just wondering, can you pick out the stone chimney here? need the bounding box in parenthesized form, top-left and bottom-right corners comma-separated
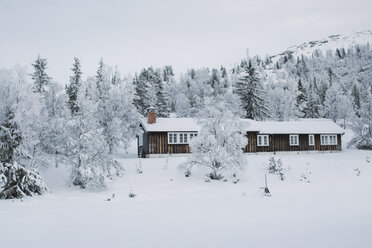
(147, 107, 156, 124)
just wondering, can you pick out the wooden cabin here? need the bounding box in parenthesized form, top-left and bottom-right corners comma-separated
(138, 109, 344, 157)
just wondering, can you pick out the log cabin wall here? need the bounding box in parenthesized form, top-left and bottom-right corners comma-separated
(147, 132, 191, 155)
(245, 132, 341, 153)
(144, 132, 342, 156)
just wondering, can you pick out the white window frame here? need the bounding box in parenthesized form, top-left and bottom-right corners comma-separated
(168, 133, 178, 144)
(138, 134, 143, 146)
(320, 134, 337, 145)
(257, 135, 269, 147)
(289, 134, 299, 146)
(168, 132, 197, 144)
(308, 134, 315, 146)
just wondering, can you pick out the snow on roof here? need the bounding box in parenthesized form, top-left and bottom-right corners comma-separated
(141, 118, 200, 132)
(141, 118, 344, 134)
(252, 119, 345, 134)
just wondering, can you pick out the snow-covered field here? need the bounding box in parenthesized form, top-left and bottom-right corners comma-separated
(1, 149, 372, 248)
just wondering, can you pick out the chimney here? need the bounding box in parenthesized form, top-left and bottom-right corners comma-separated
(147, 107, 156, 124)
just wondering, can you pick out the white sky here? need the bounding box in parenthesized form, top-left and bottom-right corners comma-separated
(1, 0, 371, 84)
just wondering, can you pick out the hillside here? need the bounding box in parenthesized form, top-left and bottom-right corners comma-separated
(270, 30, 372, 63)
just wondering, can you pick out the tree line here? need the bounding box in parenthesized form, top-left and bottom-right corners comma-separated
(1, 42, 372, 198)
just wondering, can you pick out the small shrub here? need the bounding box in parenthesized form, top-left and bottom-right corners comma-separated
(208, 173, 223, 180)
(128, 190, 136, 198)
(232, 173, 240, 184)
(268, 157, 285, 180)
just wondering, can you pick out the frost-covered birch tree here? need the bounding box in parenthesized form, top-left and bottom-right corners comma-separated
(186, 94, 246, 180)
(66, 81, 123, 189)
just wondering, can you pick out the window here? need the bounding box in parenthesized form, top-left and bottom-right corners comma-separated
(308, 134, 314, 146)
(289, 135, 299, 146)
(168, 132, 197, 144)
(320, 135, 337, 145)
(168, 133, 178, 144)
(139, 134, 143, 146)
(257, 135, 269, 146)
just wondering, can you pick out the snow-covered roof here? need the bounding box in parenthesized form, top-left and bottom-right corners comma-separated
(249, 119, 345, 134)
(141, 118, 344, 134)
(141, 118, 200, 132)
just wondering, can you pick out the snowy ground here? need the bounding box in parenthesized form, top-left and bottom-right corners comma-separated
(1, 147, 372, 248)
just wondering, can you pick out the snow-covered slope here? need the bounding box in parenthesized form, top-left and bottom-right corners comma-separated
(271, 30, 372, 61)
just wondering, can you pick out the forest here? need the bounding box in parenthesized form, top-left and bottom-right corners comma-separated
(1, 41, 372, 198)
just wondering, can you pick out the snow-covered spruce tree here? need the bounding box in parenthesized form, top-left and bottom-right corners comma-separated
(155, 78, 169, 117)
(95, 58, 111, 100)
(296, 79, 307, 117)
(186, 94, 246, 180)
(134, 67, 169, 117)
(162, 66, 179, 113)
(66, 57, 82, 116)
(302, 81, 320, 118)
(31, 55, 51, 93)
(133, 73, 147, 116)
(0, 69, 48, 199)
(0, 107, 48, 199)
(234, 62, 270, 120)
(66, 81, 123, 189)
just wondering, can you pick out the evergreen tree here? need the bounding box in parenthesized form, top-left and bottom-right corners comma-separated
(162, 65, 174, 81)
(133, 73, 147, 115)
(327, 67, 335, 86)
(31, 55, 51, 93)
(296, 79, 307, 116)
(234, 62, 270, 120)
(0, 107, 48, 199)
(95, 58, 110, 100)
(0, 67, 49, 199)
(155, 77, 169, 117)
(66, 57, 82, 116)
(0, 107, 22, 165)
(351, 82, 361, 115)
(134, 67, 169, 117)
(302, 81, 320, 118)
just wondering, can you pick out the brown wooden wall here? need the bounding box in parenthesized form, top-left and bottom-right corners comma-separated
(146, 132, 342, 155)
(148, 132, 190, 154)
(244, 132, 342, 153)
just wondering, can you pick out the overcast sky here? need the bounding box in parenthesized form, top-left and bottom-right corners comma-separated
(1, 0, 371, 84)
